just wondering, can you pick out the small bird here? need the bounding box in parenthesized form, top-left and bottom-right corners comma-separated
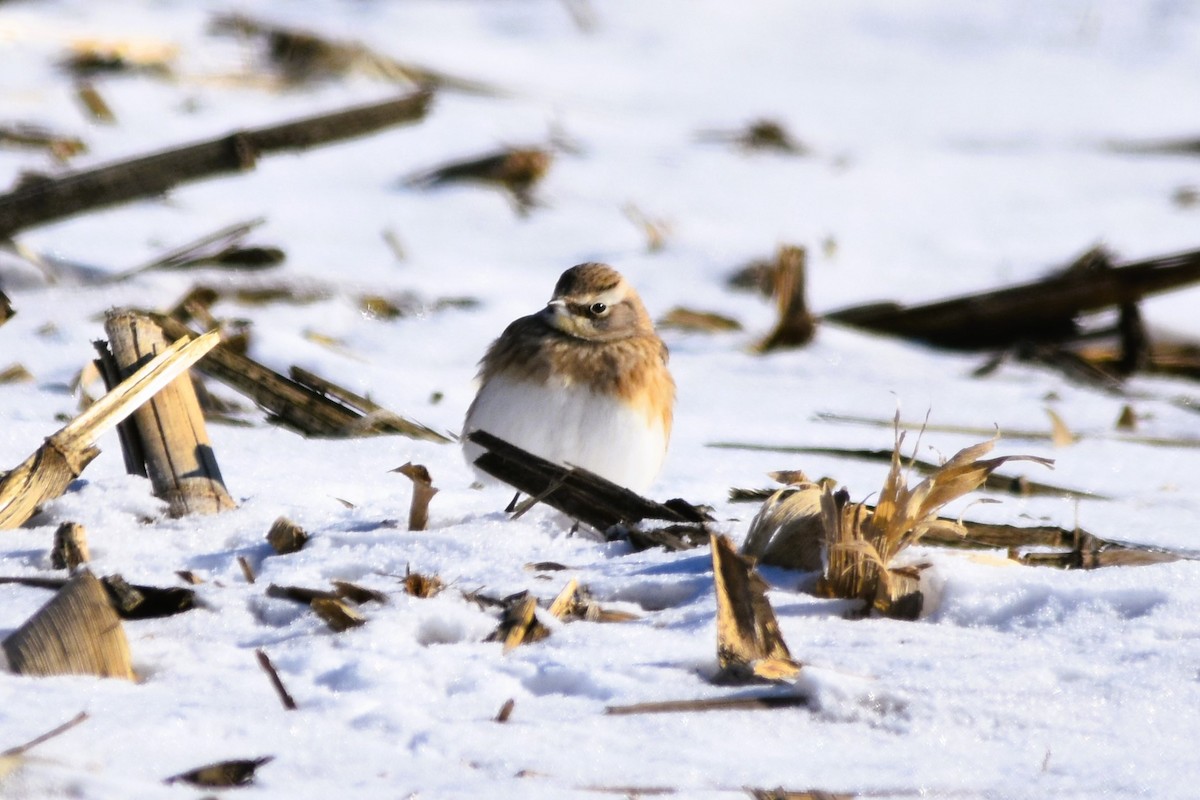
(463, 263, 675, 494)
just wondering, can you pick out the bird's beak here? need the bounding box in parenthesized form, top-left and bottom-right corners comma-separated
(542, 299, 570, 332)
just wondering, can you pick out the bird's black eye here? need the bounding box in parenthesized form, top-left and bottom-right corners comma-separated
(589, 302, 608, 316)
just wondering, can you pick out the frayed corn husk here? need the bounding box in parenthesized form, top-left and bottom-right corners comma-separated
(749, 414, 1052, 619)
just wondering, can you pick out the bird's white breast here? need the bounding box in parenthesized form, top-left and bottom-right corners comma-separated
(463, 373, 668, 493)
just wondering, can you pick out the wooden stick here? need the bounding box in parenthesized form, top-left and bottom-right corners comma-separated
(606, 693, 810, 715)
(0, 330, 220, 529)
(0, 90, 432, 239)
(104, 311, 235, 517)
(254, 649, 297, 710)
(0, 711, 89, 758)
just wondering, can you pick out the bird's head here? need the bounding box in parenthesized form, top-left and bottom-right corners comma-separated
(540, 263, 654, 342)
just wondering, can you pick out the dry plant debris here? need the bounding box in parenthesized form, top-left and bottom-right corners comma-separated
(151, 314, 449, 441)
(755, 245, 816, 352)
(0, 330, 220, 529)
(311, 597, 367, 632)
(825, 244, 1200, 351)
(0, 90, 432, 240)
(404, 146, 553, 215)
(392, 462, 438, 531)
(0, 291, 12, 327)
(486, 593, 550, 652)
(61, 37, 177, 77)
(658, 307, 742, 333)
(714, 442, 1097, 500)
(165, 756, 274, 788)
(50, 523, 90, 571)
(712, 534, 800, 682)
(547, 578, 639, 623)
(74, 81, 115, 124)
(467, 429, 709, 532)
(697, 117, 809, 154)
(331, 580, 388, 605)
(101, 311, 237, 517)
(0, 364, 33, 384)
(0, 124, 87, 162)
(2, 571, 134, 680)
(622, 203, 672, 252)
(111, 217, 282, 282)
(402, 567, 445, 599)
(605, 692, 810, 716)
(266, 516, 309, 555)
(210, 12, 498, 94)
(747, 790, 855, 800)
(809, 421, 1051, 618)
(255, 649, 297, 710)
(741, 478, 826, 572)
(494, 698, 516, 723)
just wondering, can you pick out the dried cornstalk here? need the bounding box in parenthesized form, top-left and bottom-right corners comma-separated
(311, 597, 367, 632)
(51, 522, 90, 570)
(712, 534, 799, 682)
(486, 594, 549, 652)
(547, 578, 638, 623)
(151, 314, 448, 441)
(741, 480, 825, 572)
(755, 245, 815, 352)
(816, 418, 1052, 618)
(0, 330, 221, 529)
(392, 462, 438, 530)
(2, 571, 134, 680)
(103, 311, 236, 517)
(266, 516, 308, 554)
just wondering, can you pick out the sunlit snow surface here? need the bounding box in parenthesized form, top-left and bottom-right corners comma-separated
(2, 2, 1200, 797)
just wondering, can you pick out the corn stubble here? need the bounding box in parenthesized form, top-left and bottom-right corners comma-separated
(744, 418, 1051, 619)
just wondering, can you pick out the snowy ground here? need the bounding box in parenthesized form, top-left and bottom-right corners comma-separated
(3, 1, 1200, 797)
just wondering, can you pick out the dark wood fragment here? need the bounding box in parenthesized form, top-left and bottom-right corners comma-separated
(495, 698, 516, 723)
(0, 90, 432, 239)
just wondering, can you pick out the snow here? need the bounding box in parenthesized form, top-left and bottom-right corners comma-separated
(3, 1, 1200, 797)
